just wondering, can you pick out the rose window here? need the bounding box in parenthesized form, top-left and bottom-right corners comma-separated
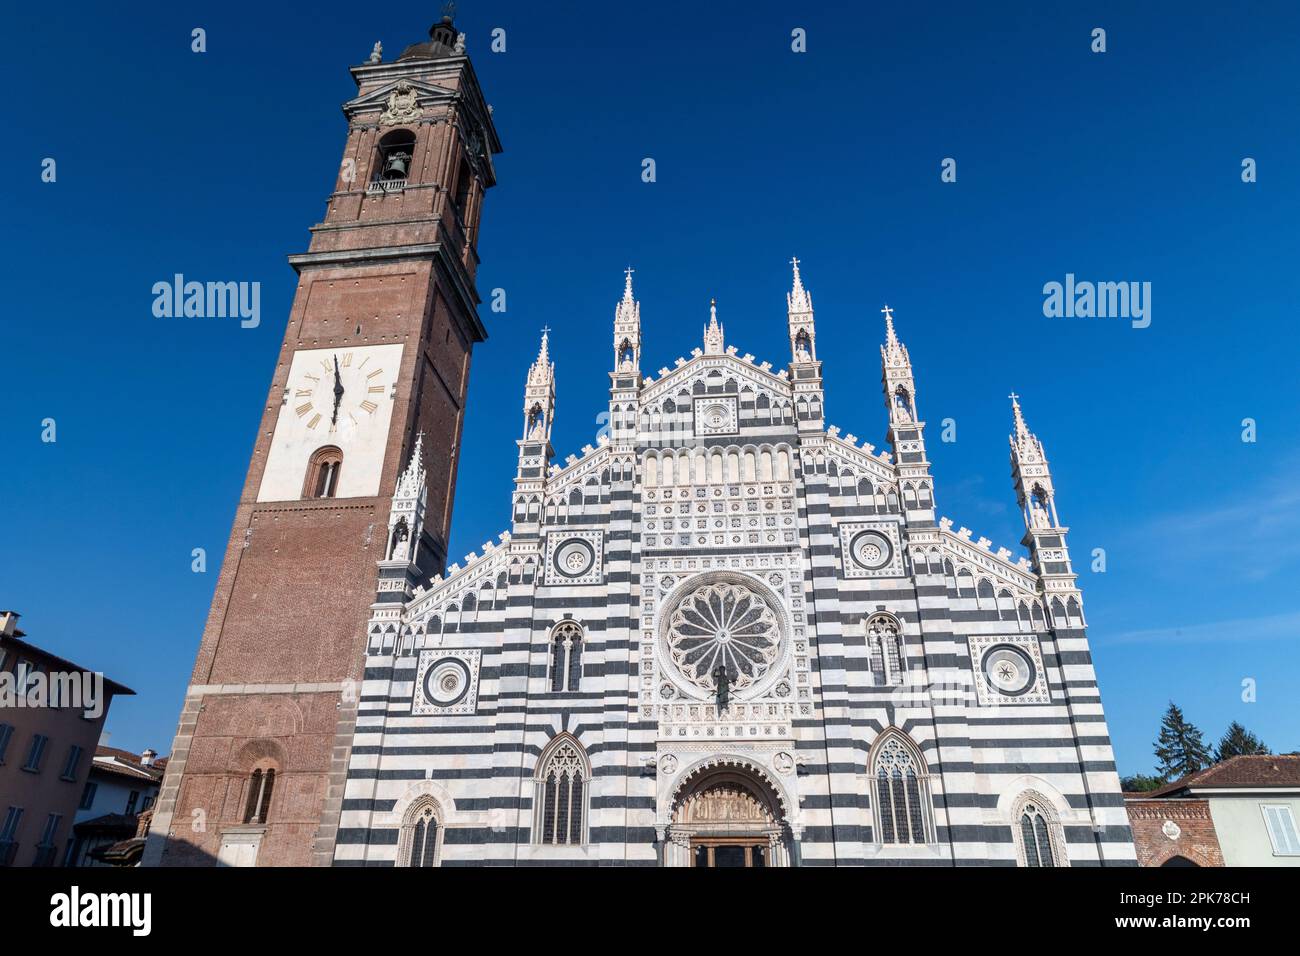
(665, 581, 782, 692)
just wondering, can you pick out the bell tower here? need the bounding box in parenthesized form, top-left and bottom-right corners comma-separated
(145, 16, 502, 867)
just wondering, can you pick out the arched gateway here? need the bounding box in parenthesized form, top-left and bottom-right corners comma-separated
(665, 763, 792, 867)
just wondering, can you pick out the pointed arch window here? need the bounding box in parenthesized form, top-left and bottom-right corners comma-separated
(549, 621, 583, 693)
(871, 733, 932, 844)
(304, 446, 343, 499)
(397, 798, 442, 867)
(865, 614, 906, 686)
(533, 737, 589, 846)
(1013, 793, 1067, 867)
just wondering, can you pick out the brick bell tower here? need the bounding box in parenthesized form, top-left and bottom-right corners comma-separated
(145, 15, 501, 867)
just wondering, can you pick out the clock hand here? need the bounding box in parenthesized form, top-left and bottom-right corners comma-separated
(332, 355, 345, 425)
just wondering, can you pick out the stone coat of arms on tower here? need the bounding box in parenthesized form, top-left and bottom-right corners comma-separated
(380, 82, 422, 125)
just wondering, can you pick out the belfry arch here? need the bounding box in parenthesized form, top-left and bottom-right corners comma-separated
(663, 757, 795, 867)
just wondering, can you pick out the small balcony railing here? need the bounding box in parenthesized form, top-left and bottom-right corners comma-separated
(366, 178, 407, 196)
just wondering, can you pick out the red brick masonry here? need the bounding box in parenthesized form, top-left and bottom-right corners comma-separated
(1124, 797, 1224, 867)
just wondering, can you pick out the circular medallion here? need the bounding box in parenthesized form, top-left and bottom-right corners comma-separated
(849, 530, 893, 571)
(1162, 819, 1182, 840)
(982, 645, 1035, 696)
(553, 538, 595, 578)
(703, 403, 731, 429)
(423, 657, 472, 706)
(664, 578, 783, 694)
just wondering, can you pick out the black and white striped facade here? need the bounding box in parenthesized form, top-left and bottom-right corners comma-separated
(334, 264, 1136, 866)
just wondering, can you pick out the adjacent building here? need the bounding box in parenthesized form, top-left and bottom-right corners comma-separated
(68, 747, 166, 867)
(0, 611, 134, 867)
(1127, 755, 1300, 867)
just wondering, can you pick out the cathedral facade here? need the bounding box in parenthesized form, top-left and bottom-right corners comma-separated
(337, 268, 1135, 867)
(146, 16, 1134, 868)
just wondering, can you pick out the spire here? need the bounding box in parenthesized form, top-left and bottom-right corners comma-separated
(787, 257, 812, 315)
(522, 326, 556, 445)
(1008, 392, 1044, 464)
(1008, 393, 1059, 531)
(385, 431, 428, 565)
(613, 268, 641, 374)
(1010, 392, 1031, 444)
(703, 298, 725, 354)
(395, 431, 427, 500)
(786, 257, 817, 364)
(529, 326, 553, 384)
(879, 304, 909, 369)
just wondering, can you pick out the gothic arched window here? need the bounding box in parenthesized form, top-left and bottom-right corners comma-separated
(549, 621, 583, 693)
(242, 767, 275, 825)
(398, 799, 442, 868)
(305, 446, 343, 499)
(865, 614, 906, 686)
(534, 736, 589, 846)
(1014, 795, 1066, 867)
(871, 732, 932, 845)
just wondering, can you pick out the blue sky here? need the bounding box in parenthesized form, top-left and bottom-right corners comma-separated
(3, 1, 1297, 774)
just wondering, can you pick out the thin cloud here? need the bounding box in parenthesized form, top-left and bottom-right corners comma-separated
(1124, 458, 1300, 578)
(1103, 610, 1300, 646)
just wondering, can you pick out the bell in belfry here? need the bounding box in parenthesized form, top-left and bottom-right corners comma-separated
(382, 150, 411, 181)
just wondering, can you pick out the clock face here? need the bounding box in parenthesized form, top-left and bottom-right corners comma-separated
(289, 350, 390, 440)
(257, 343, 405, 502)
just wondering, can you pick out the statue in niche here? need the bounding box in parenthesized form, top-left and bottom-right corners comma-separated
(389, 519, 410, 561)
(527, 404, 546, 439)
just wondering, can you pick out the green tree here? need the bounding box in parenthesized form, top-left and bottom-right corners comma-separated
(1154, 702, 1212, 780)
(1215, 721, 1270, 762)
(1120, 773, 1165, 792)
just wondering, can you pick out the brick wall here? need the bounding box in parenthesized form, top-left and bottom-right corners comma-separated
(1125, 797, 1224, 867)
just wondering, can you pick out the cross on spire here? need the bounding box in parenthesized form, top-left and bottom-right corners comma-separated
(533, 326, 552, 369)
(881, 304, 894, 320)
